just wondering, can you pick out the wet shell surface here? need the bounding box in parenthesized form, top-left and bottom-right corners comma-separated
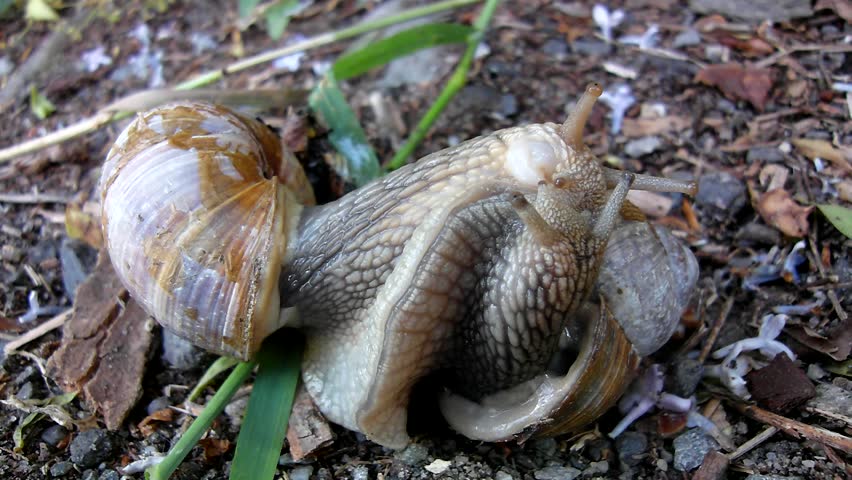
(100, 102, 310, 360)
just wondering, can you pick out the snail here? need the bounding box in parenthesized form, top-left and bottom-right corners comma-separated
(99, 84, 699, 449)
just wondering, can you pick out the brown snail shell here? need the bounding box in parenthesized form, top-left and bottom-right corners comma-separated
(99, 85, 699, 448)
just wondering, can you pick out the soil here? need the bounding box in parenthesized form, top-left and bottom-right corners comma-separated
(0, 1, 850, 479)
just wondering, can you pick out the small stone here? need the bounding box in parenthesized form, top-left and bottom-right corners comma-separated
(807, 383, 852, 419)
(531, 437, 558, 457)
(746, 146, 785, 163)
(533, 465, 581, 480)
(350, 465, 369, 480)
(672, 29, 701, 48)
(495, 470, 514, 480)
(669, 358, 704, 397)
(146, 396, 171, 415)
(161, 330, 202, 370)
(673, 428, 719, 472)
(69, 429, 114, 468)
(656, 459, 668, 471)
(542, 39, 569, 58)
(50, 461, 74, 477)
(744, 476, 805, 480)
(746, 354, 815, 413)
(571, 38, 612, 57)
(735, 223, 781, 246)
(615, 431, 647, 466)
(801, 459, 815, 468)
(41, 425, 69, 448)
(688, 0, 812, 21)
(98, 470, 120, 480)
(624, 136, 663, 158)
(695, 172, 747, 218)
(16, 381, 34, 400)
(395, 443, 429, 465)
(806, 364, 827, 381)
(424, 459, 452, 474)
(584, 461, 609, 475)
(80, 470, 98, 480)
(500, 94, 518, 117)
(289, 466, 314, 480)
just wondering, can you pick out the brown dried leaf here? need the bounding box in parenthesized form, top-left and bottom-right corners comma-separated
(787, 318, 852, 361)
(756, 189, 812, 237)
(695, 64, 774, 111)
(46, 252, 154, 430)
(815, 0, 852, 22)
(65, 202, 103, 249)
(715, 34, 775, 57)
(791, 138, 852, 174)
(621, 115, 691, 137)
(199, 438, 231, 461)
(138, 408, 175, 437)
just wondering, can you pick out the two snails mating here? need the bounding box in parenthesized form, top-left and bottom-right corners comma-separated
(99, 84, 699, 448)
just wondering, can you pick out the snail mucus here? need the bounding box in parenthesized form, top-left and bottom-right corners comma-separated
(99, 84, 699, 449)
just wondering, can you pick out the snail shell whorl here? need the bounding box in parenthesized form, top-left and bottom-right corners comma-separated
(100, 102, 310, 360)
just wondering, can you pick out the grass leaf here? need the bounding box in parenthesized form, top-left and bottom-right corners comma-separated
(332, 23, 474, 80)
(188, 356, 240, 402)
(29, 85, 56, 119)
(25, 0, 59, 21)
(817, 204, 852, 239)
(147, 361, 256, 480)
(238, 0, 260, 18)
(309, 73, 381, 186)
(265, 0, 299, 40)
(230, 332, 303, 480)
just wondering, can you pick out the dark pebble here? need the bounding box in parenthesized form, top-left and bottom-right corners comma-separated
(533, 465, 581, 480)
(735, 223, 781, 246)
(746, 146, 784, 163)
(69, 429, 114, 468)
(695, 172, 747, 218)
(746, 354, 815, 413)
(615, 432, 647, 466)
(673, 429, 718, 471)
(98, 470, 120, 480)
(542, 38, 568, 58)
(571, 38, 612, 57)
(81, 470, 98, 480)
(669, 358, 704, 397)
(146, 396, 171, 415)
(500, 94, 518, 117)
(16, 381, 34, 400)
(49, 461, 74, 477)
(41, 424, 69, 448)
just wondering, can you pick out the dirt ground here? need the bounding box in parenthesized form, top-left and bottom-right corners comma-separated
(0, 0, 850, 479)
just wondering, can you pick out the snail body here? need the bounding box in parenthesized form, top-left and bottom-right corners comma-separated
(100, 85, 698, 448)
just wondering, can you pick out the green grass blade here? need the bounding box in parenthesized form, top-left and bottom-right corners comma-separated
(388, 0, 501, 170)
(187, 356, 240, 402)
(332, 23, 474, 80)
(147, 360, 256, 480)
(229, 332, 303, 480)
(309, 73, 381, 186)
(265, 0, 299, 40)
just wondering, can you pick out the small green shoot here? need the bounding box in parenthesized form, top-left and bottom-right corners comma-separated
(187, 356, 240, 402)
(309, 74, 382, 186)
(264, 0, 300, 40)
(8, 391, 76, 452)
(332, 23, 474, 80)
(388, 0, 501, 169)
(817, 204, 852, 239)
(29, 86, 56, 119)
(147, 361, 256, 480)
(25, 0, 59, 21)
(229, 332, 303, 480)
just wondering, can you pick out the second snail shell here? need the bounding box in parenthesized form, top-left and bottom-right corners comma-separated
(100, 85, 699, 448)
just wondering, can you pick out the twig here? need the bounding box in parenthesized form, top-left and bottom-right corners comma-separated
(730, 402, 852, 454)
(388, 0, 501, 169)
(698, 296, 734, 364)
(804, 406, 852, 427)
(806, 231, 847, 321)
(755, 44, 852, 69)
(728, 426, 778, 461)
(3, 309, 72, 355)
(0, 0, 479, 164)
(0, 192, 72, 204)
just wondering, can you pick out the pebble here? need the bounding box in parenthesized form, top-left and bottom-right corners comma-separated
(673, 428, 719, 471)
(669, 358, 704, 397)
(615, 431, 647, 466)
(744, 476, 804, 480)
(624, 136, 663, 158)
(584, 461, 609, 475)
(350, 464, 369, 480)
(531, 437, 558, 457)
(16, 381, 34, 400)
(695, 172, 747, 217)
(146, 396, 171, 415)
(746, 146, 785, 163)
(80, 470, 97, 480)
(500, 94, 518, 117)
(289, 466, 313, 480)
(495, 470, 515, 480)
(688, 0, 812, 22)
(395, 443, 429, 465)
(161, 330, 202, 370)
(571, 38, 612, 57)
(533, 465, 581, 480)
(69, 429, 114, 468)
(49, 461, 74, 477)
(672, 29, 701, 48)
(735, 223, 781, 246)
(424, 459, 452, 474)
(98, 470, 120, 480)
(41, 425, 69, 448)
(542, 39, 569, 58)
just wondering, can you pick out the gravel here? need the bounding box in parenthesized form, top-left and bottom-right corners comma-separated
(49, 461, 74, 477)
(673, 428, 719, 471)
(533, 465, 581, 480)
(615, 431, 648, 466)
(69, 429, 114, 468)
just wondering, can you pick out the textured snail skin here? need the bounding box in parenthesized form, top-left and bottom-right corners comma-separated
(100, 85, 700, 449)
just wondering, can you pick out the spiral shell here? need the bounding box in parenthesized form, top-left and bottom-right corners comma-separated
(100, 102, 313, 360)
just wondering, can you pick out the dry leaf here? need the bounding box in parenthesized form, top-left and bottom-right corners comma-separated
(621, 115, 691, 137)
(791, 138, 852, 173)
(714, 33, 774, 57)
(756, 189, 812, 237)
(815, 0, 852, 22)
(138, 408, 175, 437)
(695, 64, 774, 111)
(65, 202, 103, 249)
(759, 164, 789, 192)
(787, 318, 852, 361)
(199, 438, 231, 461)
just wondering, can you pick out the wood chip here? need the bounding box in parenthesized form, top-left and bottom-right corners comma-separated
(621, 115, 691, 137)
(746, 354, 816, 413)
(756, 189, 813, 238)
(286, 385, 334, 460)
(730, 402, 852, 453)
(692, 450, 729, 480)
(46, 252, 154, 430)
